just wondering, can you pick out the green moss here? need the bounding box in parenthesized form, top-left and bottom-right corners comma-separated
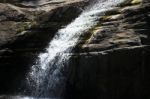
(119, 0, 142, 7)
(17, 21, 37, 34)
(83, 23, 102, 44)
(101, 15, 115, 21)
(102, 16, 112, 21)
(131, 0, 142, 4)
(89, 23, 101, 33)
(17, 23, 27, 33)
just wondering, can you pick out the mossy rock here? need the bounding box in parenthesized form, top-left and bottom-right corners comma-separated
(16, 21, 37, 34)
(131, 0, 142, 4)
(119, 0, 142, 7)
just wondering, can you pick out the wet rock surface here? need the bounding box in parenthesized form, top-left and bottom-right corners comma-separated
(0, 0, 86, 95)
(68, 46, 150, 99)
(67, 0, 150, 99)
(76, 1, 150, 52)
(0, 0, 150, 99)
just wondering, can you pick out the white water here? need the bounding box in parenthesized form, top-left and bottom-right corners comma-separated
(26, 0, 125, 98)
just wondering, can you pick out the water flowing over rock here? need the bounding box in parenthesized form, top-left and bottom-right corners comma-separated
(0, 0, 86, 96)
(26, 0, 127, 98)
(0, 0, 150, 99)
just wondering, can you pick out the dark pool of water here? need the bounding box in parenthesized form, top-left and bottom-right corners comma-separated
(0, 95, 60, 99)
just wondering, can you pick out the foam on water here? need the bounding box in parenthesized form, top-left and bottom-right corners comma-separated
(26, 0, 125, 98)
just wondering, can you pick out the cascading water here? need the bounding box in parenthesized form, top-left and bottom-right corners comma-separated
(26, 0, 125, 98)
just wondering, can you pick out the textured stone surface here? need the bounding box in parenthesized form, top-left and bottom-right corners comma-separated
(67, 0, 150, 99)
(0, 0, 86, 95)
(67, 46, 150, 99)
(0, 0, 150, 98)
(76, 0, 150, 52)
(65, 0, 150, 99)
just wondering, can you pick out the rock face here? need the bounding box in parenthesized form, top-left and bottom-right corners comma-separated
(67, 0, 150, 99)
(68, 46, 150, 99)
(0, 0, 150, 99)
(0, 0, 86, 95)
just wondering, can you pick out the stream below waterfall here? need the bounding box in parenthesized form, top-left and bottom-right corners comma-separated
(19, 0, 126, 99)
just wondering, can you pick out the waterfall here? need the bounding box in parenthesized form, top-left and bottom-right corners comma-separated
(26, 0, 125, 98)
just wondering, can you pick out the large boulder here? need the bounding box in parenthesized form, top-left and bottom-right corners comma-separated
(68, 46, 150, 99)
(67, 0, 150, 99)
(0, 0, 86, 95)
(0, 0, 150, 98)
